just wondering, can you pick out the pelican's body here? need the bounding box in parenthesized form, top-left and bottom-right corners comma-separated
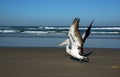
(70, 42, 85, 59)
(62, 39, 84, 60)
(59, 17, 94, 61)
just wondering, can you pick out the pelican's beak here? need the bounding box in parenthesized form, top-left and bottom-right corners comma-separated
(59, 39, 69, 46)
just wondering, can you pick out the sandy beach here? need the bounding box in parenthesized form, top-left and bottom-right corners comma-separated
(0, 47, 120, 77)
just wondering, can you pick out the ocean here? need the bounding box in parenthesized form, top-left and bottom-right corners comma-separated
(0, 26, 120, 48)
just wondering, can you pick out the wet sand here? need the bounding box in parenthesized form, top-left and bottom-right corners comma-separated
(0, 47, 120, 77)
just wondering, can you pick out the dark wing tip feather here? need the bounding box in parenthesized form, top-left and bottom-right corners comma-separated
(82, 20, 94, 43)
(90, 20, 94, 27)
(72, 17, 80, 25)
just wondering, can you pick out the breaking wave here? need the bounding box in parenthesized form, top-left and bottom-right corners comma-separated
(0, 26, 120, 38)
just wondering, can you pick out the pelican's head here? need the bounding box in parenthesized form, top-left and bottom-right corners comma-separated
(59, 39, 70, 46)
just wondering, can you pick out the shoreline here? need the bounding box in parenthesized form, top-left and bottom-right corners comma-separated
(0, 37, 120, 48)
(0, 47, 120, 77)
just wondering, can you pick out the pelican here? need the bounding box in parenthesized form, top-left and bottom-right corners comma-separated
(59, 18, 94, 61)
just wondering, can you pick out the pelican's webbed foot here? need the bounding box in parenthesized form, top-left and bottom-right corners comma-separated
(81, 57, 89, 62)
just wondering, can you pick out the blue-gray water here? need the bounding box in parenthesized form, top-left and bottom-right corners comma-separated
(0, 26, 120, 48)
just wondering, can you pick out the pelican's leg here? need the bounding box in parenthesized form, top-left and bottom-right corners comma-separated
(77, 46, 84, 55)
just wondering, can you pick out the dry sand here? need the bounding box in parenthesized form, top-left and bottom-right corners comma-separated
(0, 47, 120, 77)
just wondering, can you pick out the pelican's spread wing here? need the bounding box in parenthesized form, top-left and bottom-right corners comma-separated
(82, 20, 94, 43)
(68, 18, 83, 47)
